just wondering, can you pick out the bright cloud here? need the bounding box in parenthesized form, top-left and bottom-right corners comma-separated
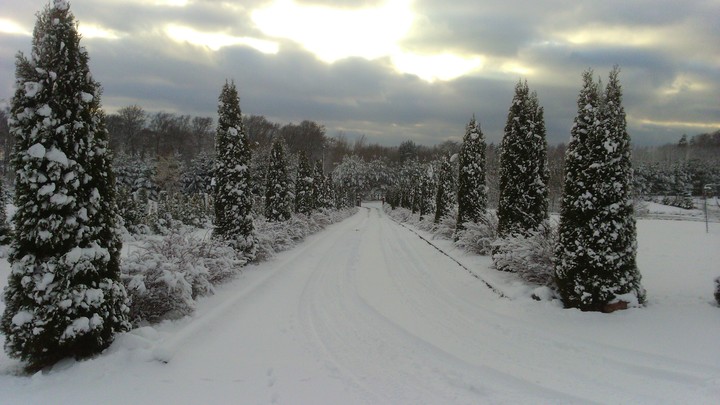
(633, 116, 720, 130)
(79, 24, 123, 40)
(0, 18, 31, 36)
(251, 0, 485, 82)
(165, 24, 279, 54)
(392, 52, 483, 82)
(556, 25, 661, 47)
(252, 0, 414, 63)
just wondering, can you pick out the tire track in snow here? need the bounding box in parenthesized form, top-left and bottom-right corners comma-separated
(381, 209, 507, 299)
(296, 205, 591, 404)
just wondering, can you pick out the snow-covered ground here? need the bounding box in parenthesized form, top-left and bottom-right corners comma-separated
(1, 202, 719, 404)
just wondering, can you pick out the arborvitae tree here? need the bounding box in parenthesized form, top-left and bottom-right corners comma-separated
(264, 139, 292, 221)
(555, 68, 645, 311)
(1, 0, 130, 369)
(295, 151, 314, 214)
(434, 155, 456, 223)
(213, 80, 255, 257)
(0, 178, 11, 244)
(312, 160, 333, 210)
(456, 115, 487, 232)
(497, 80, 549, 237)
(418, 164, 436, 219)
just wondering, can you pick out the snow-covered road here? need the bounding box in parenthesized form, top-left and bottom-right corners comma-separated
(2, 202, 720, 404)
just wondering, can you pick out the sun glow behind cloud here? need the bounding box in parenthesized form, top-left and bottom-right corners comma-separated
(252, 0, 414, 63)
(392, 52, 483, 82)
(0, 18, 31, 36)
(166, 24, 279, 54)
(251, 0, 482, 82)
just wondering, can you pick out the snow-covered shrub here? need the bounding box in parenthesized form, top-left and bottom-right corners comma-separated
(430, 212, 458, 239)
(122, 232, 245, 325)
(492, 222, 557, 287)
(714, 277, 720, 306)
(661, 195, 694, 210)
(454, 212, 499, 255)
(254, 208, 357, 261)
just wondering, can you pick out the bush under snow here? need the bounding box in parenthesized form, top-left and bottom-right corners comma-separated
(454, 212, 499, 256)
(122, 208, 356, 325)
(492, 222, 557, 288)
(122, 232, 245, 325)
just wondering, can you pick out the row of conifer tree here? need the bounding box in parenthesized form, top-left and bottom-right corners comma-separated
(1, 0, 646, 371)
(0, 1, 346, 370)
(387, 68, 645, 312)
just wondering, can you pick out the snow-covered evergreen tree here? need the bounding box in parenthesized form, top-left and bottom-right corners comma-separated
(181, 151, 215, 195)
(1, 0, 129, 369)
(497, 80, 549, 237)
(418, 164, 436, 220)
(0, 178, 11, 244)
(294, 151, 314, 214)
(456, 115, 487, 232)
(434, 155, 456, 223)
(264, 139, 292, 221)
(312, 160, 333, 210)
(213, 81, 255, 257)
(555, 68, 645, 311)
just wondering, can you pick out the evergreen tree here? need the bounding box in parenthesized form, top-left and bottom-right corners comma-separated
(434, 155, 456, 223)
(312, 160, 333, 210)
(264, 139, 292, 221)
(456, 115, 487, 232)
(294, 151, 314, 214)
(418, 164, 436, 220)
(213, 80, 255, 257)
(1, 0, 129, 369)
(180, 151, 215, 195)
(0, 179, 11, 244)
(497, 80, 549, 237)
(555, 68, 645, 311)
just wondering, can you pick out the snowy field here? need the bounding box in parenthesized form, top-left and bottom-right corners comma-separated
(1, 202, 719, 404)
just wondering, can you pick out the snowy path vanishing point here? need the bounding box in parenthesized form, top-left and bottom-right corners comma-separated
(1, 202, 720, 404)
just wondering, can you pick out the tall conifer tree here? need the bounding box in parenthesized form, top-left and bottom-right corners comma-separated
(264, 139, 292, 221)
(312, 160, 333, 210)
(213, 80, 255, 257)
(295, 151, 313, 214)
(434, 155, 456, 223)
(555, 68, 645, 311)
(1, 0, 129, 369)
(456, 115, 487, 232)
(497, 81, 549, 237)
(0, 179, 10, 245)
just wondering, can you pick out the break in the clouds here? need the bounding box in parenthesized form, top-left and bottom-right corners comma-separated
(0, 0, 718, 146)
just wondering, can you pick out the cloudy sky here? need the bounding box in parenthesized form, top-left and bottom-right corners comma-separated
(1, 0, 718, 146)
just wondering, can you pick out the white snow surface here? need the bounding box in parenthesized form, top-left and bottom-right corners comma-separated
(1, 202, 719, 404)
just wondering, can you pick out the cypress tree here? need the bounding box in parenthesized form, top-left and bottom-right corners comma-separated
(555, 68, 645, 311)
(213, 80, 256, 257)
(264, 139, 292, 221)
(1, 0, 129, 369)
(434, 155, 456, 223)
(497, 80, 549, 237)
(295, 151, 313, 214)
(456, 115, 487, 232)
